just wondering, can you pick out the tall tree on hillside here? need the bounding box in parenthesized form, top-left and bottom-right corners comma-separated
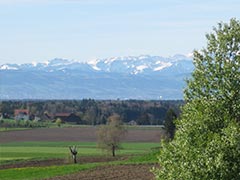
(164, 108, 177, 140)
(97, 114, 126, 157)
(154, 18, 240, 179)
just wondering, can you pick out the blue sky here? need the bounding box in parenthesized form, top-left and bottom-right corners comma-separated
(0, 0, 239, 64)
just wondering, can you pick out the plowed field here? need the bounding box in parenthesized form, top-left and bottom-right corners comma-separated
(45, 164, 156, 180)
(0, 127, 163, 143)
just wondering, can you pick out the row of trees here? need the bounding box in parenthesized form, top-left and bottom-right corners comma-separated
(0, 100, 183, 125)
(0, 119, 48, 129)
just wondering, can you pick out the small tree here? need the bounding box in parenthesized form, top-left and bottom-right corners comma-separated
(69, 146, 78, 164)
(97, 114, 126, 157)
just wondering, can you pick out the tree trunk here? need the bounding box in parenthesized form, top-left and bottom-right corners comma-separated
(112, 145, 115, 157)
(73, 155, 77, 163)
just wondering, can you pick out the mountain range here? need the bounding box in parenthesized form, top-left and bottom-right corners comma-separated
(0, 54, 194, 100)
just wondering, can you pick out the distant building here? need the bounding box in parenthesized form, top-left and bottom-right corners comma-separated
(55, 113, 82, 123)
(128, 120, 137, 126)
(14, 109, 29, 120)
(34, 116, 41, 121)
(45, 112, 82, 123)
(54, 113, 72, 121)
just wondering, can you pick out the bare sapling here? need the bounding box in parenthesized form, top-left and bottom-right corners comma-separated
(69, 146, 78, 163)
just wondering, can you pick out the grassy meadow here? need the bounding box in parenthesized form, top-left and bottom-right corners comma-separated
(0, 141, 159, 180)
(0, 141, 159, 163)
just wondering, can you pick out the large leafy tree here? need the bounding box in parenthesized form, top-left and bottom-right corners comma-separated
(185, 18, 240, 121)
(154, 18, 240, 180)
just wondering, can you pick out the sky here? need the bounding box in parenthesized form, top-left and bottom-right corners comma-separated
(0, 0, 239, 64)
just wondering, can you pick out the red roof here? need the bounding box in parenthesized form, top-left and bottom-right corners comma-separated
(54, 113, 71, 117)
(14, 109, 29, 116)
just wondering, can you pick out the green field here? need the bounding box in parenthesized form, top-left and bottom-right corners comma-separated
(0, 141, 159, 163)
(0, 163, 100, 180)
(0, 141, 159, 180)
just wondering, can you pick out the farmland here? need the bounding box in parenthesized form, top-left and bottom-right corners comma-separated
(0, 126, 164, 143)
(0, 126, 162, 179)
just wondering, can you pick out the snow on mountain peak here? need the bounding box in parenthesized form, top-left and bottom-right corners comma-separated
(186, 52, 194, 58)
(31, 61, 38, 67)
(136, 64, 148, 72)
(85, 54, 189, 74)
(0, 64, 18, 70)
(88, 59, 101, 71)
(154, 62, 172, 71)
(44, 61, 50, 66)
(0, 54, 193, 74)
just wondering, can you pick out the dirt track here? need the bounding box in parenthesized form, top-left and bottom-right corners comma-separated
(0, 156, 129, 170)
(0, 127, 163, 143)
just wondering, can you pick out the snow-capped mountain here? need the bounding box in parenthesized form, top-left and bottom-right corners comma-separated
(87, 55, 176, 74)
(0, 55, 194, 100)
(0, 55, 192, 74)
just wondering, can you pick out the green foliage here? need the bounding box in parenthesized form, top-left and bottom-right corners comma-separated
(185, 18, 240, 121)
(0, 100, 183, 125)
(55, 118, 63, 127)
(0, 119, 49, 129)
(154, 18, 240, 180)
(154, 101, 240, 179)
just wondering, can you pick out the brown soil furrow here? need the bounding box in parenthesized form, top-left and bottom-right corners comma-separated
(45, 164, 156, 180)
(0, 127, 163, 143)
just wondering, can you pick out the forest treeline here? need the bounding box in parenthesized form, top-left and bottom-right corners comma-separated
(0, 99, 184, 125)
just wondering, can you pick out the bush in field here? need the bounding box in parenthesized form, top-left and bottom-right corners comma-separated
(56, 118, 63, 127)
(154, 18, 240, 180)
